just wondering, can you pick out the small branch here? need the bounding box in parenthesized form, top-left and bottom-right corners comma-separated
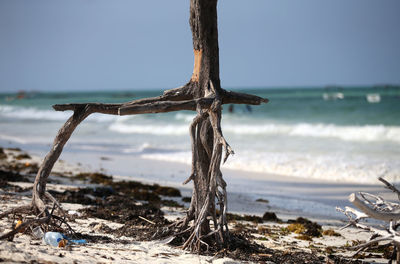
(379, 177, 400, 201)
(222, 90, 269, 105)
(139, 216, 156, 225)
(0, 216, 50, 240)
(124, 84, 193, 106)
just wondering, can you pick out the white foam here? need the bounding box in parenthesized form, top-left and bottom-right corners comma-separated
(223, 123, 400, 143)
(109, 118, 400, 143)
(0, 104, 118, 123)
(174, 113, 195, 123)
(141, 151, 400, 184)
(0, 105, 70, 121)
(109, 122, 188, 135)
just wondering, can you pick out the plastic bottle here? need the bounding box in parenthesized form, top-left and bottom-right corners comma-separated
(43, 232, 67, 247)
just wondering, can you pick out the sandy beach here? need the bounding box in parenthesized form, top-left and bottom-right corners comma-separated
(1, 0, 399, 262)
(0, 146, 395, 263)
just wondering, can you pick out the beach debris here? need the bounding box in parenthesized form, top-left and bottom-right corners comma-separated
(31, 226, 44, 239)
(15, 153, 31, 160)
(15, 220, 25, 233)
(287, 217, 322, 238)
(262, 212, 280, 222)
(337, 177, 400, 262)
(322, 229, 341, 237)
(139, 216, 156, 225)
(43, 232, 68, 247)
(43, 232, 87, 247)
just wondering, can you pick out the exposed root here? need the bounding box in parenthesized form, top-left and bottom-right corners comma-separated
(0, 201, 76, 241)
(182, 81, 232, 251)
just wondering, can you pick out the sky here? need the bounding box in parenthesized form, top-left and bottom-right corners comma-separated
(0, 0, 399, 92)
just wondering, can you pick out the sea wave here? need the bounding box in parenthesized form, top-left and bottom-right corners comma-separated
(109, 119, 400, 143)
(109, 122, 189, 135)
(141, 151, 400, 184)
(225, 123, 400, 143)
(0, 104, 117, 122)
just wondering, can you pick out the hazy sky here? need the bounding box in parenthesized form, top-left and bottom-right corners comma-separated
(1, 0, 399, 92)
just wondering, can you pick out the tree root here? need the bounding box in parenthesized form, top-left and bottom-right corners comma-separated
(181, 81, 232, 251)
(0, 200, 75, 241)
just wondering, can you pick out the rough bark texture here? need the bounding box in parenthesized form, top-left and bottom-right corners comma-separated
(1, 0, 269, 252)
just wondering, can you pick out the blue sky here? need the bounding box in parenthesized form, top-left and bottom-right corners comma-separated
(1, 0, 399, 92)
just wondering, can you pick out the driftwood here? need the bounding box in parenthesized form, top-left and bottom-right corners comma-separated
(0, 0, 268, 252)
(337, 177, 400, 262)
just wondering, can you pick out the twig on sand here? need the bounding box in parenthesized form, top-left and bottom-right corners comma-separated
(139, 216, 156, 225)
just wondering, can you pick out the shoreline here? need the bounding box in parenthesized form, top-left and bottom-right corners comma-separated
(0, 139, 393, 223)
(0, 146, 393, 263)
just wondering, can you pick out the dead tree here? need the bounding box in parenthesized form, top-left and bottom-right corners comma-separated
(0, 0, 268, 251)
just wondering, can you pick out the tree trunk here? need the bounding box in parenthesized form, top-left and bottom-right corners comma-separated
(181, 0, 230, 249)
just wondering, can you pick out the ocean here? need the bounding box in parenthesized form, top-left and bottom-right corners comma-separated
(1, 86, 399, 185)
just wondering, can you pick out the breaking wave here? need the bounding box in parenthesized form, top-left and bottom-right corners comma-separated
(0, 105, 117, 122)
(109, 119, 400, 143)
(140, 150, 400, 184)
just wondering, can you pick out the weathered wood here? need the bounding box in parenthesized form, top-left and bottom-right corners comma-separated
(53, 103, 120, 114)
(339, 179, 400, 261)
(53, 91, 268, 116)
(119, 98, 214, 115)
(379, 177, 400, 201)
(349, 193, 400, 221)
(32, 107, 91, 212)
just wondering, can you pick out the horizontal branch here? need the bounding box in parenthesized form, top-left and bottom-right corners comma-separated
(119, 97, 214, 115)
(122, 85, 193, 106)
(52, 88, 269, 117)
(53, 103, 121, 115)
(119, 91, 269, 116)
(53, 85, 194, 115)
(222, 90, 269, 105)
(349, 193, 400, 222)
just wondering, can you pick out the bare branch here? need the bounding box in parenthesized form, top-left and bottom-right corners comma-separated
(53, 103, 121, 115)
(222, 90, 269, 105)
(119, 97, 214, 115)
(0, 216, 50, 240)
(379, 177, 400, 201)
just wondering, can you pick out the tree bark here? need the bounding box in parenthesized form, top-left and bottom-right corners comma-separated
(180, 0, 229, 250)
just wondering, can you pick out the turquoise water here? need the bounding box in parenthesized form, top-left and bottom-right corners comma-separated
(1, 86, 399, 183)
